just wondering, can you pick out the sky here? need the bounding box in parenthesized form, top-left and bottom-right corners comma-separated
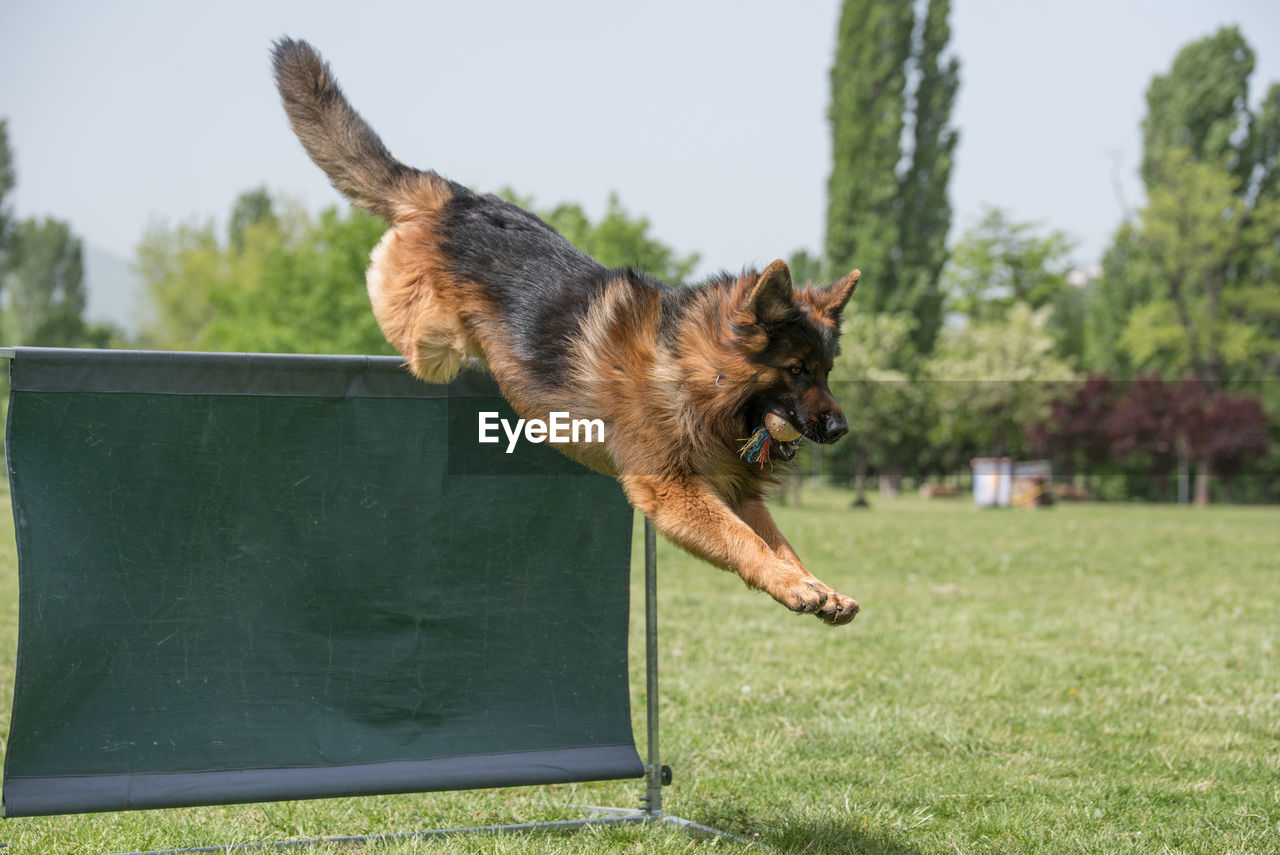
(2, 0, 1279, 326)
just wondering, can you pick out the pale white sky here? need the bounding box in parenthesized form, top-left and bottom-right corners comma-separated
(2, 0, 1278, 322)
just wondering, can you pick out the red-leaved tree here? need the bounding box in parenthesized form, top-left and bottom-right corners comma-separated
(1027, 374, 1120, 479)
(1104, 375, 1206, 502)
(1184, 390, 1272, 503)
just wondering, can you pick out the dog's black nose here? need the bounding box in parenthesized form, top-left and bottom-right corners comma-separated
(822, 412, 849, 443)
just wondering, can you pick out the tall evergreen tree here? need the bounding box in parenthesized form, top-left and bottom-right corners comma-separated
(825, 0, 959, 354)
(896, 0, 960, 352)
(825, 0, 913, 304)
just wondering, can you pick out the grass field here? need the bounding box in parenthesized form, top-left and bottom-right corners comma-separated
(1, 486, 1278, 854)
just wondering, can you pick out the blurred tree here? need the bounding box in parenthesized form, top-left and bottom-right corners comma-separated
(1142, 26, 1256, 185)
(138, 191, 389, 355)
(786, 248, 825, 288)
(139, 187, 698, 355)
(0, 120, 12, 365)
(825, 0, 958, 355)
(927, 303, 1074, 462)
(1103, 27, 1280, 387)
(825, 0, 911, 296)
(204, 203, 390, 355)
(1082, 223, 1162, 375)
(135, 216, 222, 349)
(1026, 374, 1121, 481)
(0, 123, 110, 349)
(1051, 277, 1088, 370)
(943, 206, 1082, 362)
(228, 185, 277, 254)
(539, 192, 699, 285)
(1184, 388, 1272, 503)
(1030, 373, 1275, 504)
(2, 217, 88, 345)
(1104, 375, 1200, 503)
(501, 190, 699, 286)
(1120, 147, 1280, 386)
(895, 0, 959, 355)
(0, 120, 13, 436)
(0, 119, 14, 261)
(829, 310, 935, 503)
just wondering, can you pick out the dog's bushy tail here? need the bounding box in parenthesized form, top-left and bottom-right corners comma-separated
(271, 37, 451, 222)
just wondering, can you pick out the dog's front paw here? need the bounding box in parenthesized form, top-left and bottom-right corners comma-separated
(815, 590, 859, 626)
(771, 574, 831, 615)
(763, 566, 858, 626)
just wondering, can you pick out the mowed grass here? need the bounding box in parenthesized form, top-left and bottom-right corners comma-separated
(1, 486, 1278, 854)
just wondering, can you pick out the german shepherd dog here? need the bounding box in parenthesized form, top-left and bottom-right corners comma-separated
(272, 39, 860, 625)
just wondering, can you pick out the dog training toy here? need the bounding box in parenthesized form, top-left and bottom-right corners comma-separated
(738, 414, 803, 469)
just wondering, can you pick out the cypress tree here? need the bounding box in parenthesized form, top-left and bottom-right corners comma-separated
(824, 0, 913, 306)
(825, 0, 960, 354)
(897, 0, 959, 352)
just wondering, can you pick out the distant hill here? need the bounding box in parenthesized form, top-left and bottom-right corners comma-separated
(83, 243, 143, 335)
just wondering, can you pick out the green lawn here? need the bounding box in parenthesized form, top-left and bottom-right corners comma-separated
(2, 487, 1278, 854)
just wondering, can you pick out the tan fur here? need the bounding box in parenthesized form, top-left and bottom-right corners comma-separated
(363, 216, 484, 384)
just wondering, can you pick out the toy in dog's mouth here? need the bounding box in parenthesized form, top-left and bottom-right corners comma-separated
(738, 412, 805, 468)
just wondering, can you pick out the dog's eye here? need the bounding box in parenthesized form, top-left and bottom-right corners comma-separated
(789, 365, 803, 376)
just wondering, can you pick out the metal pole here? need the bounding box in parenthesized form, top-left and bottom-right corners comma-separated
(643, 516, 662, 817)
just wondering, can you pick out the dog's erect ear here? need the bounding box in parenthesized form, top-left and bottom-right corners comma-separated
(740, 259, 796, 323)
(816, 269, 860, 322)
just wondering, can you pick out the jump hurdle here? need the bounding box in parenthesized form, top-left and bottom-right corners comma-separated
(1, 347, 734, 850)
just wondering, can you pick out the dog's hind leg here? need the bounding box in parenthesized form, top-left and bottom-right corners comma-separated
(621, 474, 857, 625)
(364, 224, 480, 383)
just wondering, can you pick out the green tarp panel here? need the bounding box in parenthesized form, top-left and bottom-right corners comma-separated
(2, 347, 641, 817)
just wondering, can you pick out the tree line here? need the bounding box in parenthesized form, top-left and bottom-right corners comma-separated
(2, 7, 1276, 503)
(810, 12, 1277, 505)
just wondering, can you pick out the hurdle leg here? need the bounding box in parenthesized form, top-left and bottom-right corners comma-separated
(643, 516, 668, 817)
